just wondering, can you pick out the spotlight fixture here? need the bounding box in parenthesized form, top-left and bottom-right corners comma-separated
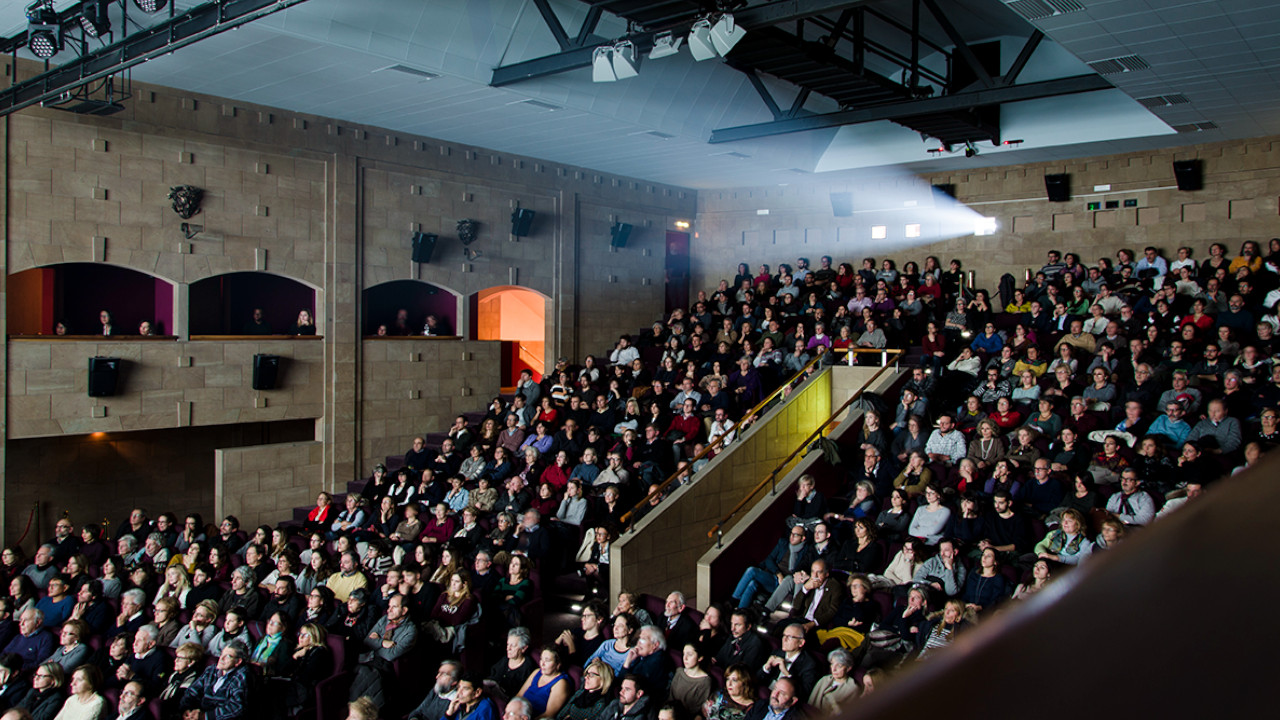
(26, 2, 62, 60)
(1001, 139, 1024, 147)
(709, 13, 746, 55)
(687, 19, 716, 61)
(78, 0, 112, 37)
(133, 0, 169, 13)
(592, 46, 617, 82)
(964, 142, 979, 158)
(611, 41, 639, 80)
(648, 31, 682, 59)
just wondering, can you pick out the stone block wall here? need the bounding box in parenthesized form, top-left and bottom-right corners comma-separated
(2, 64, 695, 541)
(359, 338, 502, 474)
(215, 440, 325, 530)
(6, 338, 323, 438)
(4, 420, 313, 548)
(691, 136, 1280, 296)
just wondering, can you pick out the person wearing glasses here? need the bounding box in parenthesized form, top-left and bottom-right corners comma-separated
(14, 661, 65, 719)
(46, 521, 81, 566)
(762, 623, 818, 699)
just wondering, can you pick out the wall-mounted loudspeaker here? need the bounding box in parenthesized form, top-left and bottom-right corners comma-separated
(830, 192, 853, 217)
(1044, 174, 1070, 202)
(87, 357, 120, 397)
(610, 222, 633, 248)
(411, 232, 438, 263)
(510, 208, 536, 237)
(253, 354, 280, 391)
(1173, 160, 1203, 191)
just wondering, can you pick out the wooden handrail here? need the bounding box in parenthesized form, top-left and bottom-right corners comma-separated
(707, 352, 903, 541)
(618, 350, 830, 526)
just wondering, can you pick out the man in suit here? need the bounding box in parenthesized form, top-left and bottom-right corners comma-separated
(785, 560, 844, 633)
(744, 677, 804, 720)
(714, 610, 767, 671)
(762, 623, 819, 699)
(662, 592, 699, 651)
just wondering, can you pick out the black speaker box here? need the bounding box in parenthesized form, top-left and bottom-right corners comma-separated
(1044, 174, 1070, 202)
(1173, 160, 1203, 191)
(932, 183, 957, 199)
(253, 354, 280, 391)
(87, 357, 120, 397)
(830, 192, 854, 217)
(610, 222, 633, 248)
(411, 232, 438, 263)
(510, 208, 536, 237)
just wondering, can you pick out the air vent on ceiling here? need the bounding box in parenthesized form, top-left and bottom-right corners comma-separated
(711, 151, 752, 159)
(509, 99, 563, 111)
(645, 131, 675, 139)
(378, 64, 439, 79)
(1002, 0, 1085, 22)
(1087, 55, 1150, 75)
(1171, 122, 1219, 132)
(789, 168, 810, 174)
(1137, 94, 1190, 108)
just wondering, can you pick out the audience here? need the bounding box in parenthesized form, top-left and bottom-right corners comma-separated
(1, 243, 1274, 717)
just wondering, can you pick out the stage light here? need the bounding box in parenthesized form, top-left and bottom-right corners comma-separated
(709, 13, 746, 55)
(688, 19, 716, 61)
(611, 41, 639, 80)
(79, 0, 112, 38)
(871, 225, 887, 240)
(648, 31, 682, 59)
(964, 142, 979, 158)
(592, 46, 616, 82)
(974, 217, 997, 236)
(26, 2, 61, 59)
(905, 223, 922, 238)
(134, 0, 168, 13)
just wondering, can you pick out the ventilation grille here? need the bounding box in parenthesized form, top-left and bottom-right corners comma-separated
(1087, 55, 1150, 74)
(711, 151, 752, 159)
(509, 99, 563, 111)
(379, 64, 439, 79)
(1137, 94, 1190, 108)
(1003, 0, 1085, 22)
(1171, 122, 1219, 132)
(645, 131, 675, 139)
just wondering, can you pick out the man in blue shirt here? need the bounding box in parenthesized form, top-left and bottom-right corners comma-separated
(2, 608, 55, 671)
(33, 575, 74, 627)
(441, 673, 499, 720)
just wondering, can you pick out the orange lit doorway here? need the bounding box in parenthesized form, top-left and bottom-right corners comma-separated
(472, 286, 548, 388)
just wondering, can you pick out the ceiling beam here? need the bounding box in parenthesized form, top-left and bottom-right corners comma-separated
(490, 0, 874, 87)
(1002, 30, 1044, 86)
(0, 0, 314, 118)
(708, 74, 1112, 143)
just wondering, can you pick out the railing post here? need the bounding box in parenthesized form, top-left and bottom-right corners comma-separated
(881, 350, 887, 367)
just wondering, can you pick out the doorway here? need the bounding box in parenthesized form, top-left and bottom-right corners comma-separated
(472, 286, 548, 388)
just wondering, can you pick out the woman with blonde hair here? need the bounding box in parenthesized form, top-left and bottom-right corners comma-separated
(917, 599, 972, 660)
(555, 658, 614, 720)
